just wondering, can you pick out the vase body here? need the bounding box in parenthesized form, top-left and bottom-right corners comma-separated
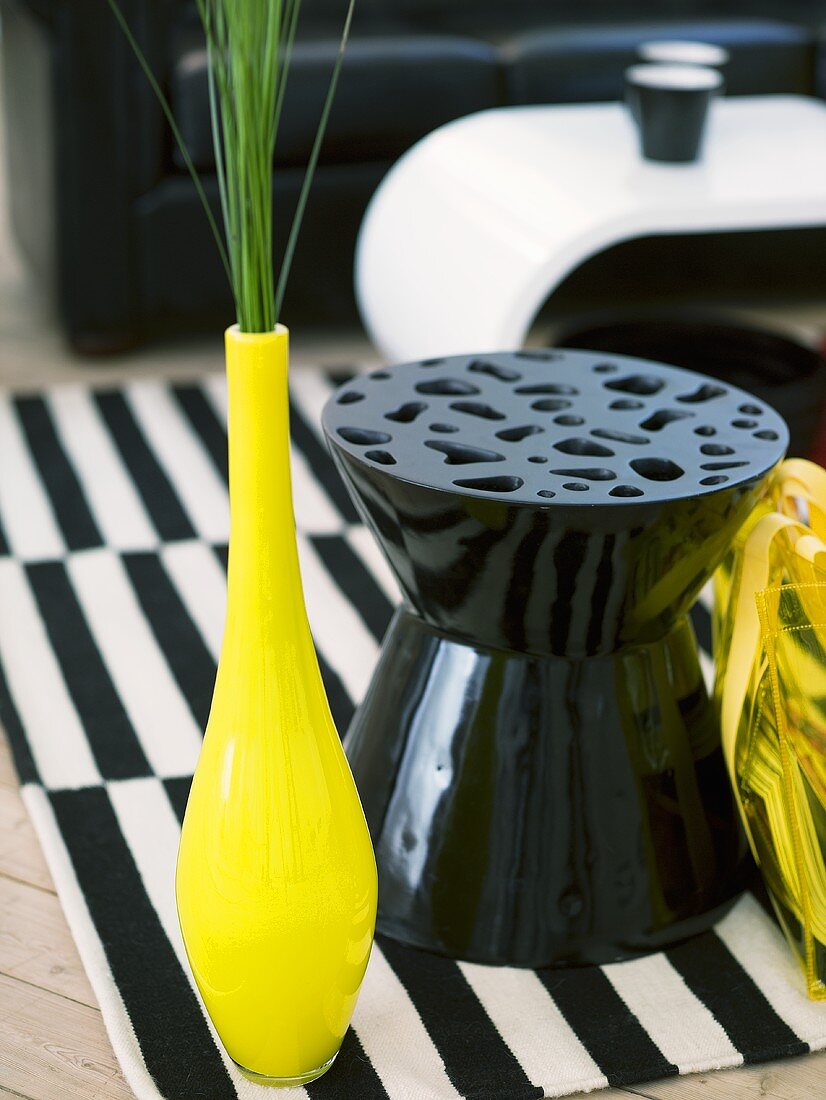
(176, 326, 377, 1085)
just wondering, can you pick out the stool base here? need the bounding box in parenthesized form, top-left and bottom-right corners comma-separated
(346, 608, 750, 968)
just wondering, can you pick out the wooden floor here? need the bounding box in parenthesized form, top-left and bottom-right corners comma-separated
(0, 726, 823, 1100)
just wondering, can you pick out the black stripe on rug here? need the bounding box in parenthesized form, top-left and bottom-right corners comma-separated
(536, 964, 678, 1087)
(123, 552, 216, 731)
(174, 385, 229, 483)
(317, 651, 356, 735)
(289, 398, 360, 524)
(310, 535, 394, 643)
(305, 1028, 389, 1100)
(379, 937, 544, 1099)
(14, 396, 102, 551)
(213, 543, 228, 572)
(667, 931, 808, 1062)
(0, 510, 9, 556)
(95, 391, 196, 542)
(50, 786, 238, 1100)
(26, 561, 152, 780)
(164, 775, 193, 827)
(0, 657, 38, 784)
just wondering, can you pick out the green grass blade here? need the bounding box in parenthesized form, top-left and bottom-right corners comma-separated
(105, 0, 231, 284)
(274, 0, 356, 322)
(272, 0, 302, 147)
(112, 0, 356, 334)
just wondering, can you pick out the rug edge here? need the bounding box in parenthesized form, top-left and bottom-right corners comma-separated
(21, 782, 166, 1100)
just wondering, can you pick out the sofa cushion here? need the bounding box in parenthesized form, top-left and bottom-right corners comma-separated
(502, 19, 816, 104)
(172, 31, 501, 170)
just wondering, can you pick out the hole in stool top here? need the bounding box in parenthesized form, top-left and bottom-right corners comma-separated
(386, 401, 427, 423)
(605, 374, 665, 396)
(416, 378, 480, 396)
(551, 467, 617, 481)
(554, 438, 615, 457)
(425, 441, 505, 465)
(496, 424, 543, 442)
(337, 390, 364, 405)
(365, 449, 396, 466)
(323, 350, 788, 505)
(630, 457, 685, 482)
(450, 401, 506, 421)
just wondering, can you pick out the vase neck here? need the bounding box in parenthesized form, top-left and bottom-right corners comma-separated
(223, 325, 307, 645)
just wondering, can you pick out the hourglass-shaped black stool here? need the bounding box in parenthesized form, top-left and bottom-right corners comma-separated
(322, 349, 787, 967)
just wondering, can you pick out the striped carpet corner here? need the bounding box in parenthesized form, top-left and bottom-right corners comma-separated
(0, 368, 823, 1100)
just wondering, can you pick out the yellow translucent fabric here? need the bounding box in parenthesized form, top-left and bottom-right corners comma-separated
(715, 459, 826, 1000)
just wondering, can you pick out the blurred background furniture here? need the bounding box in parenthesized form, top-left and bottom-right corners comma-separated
(558, 315, 826, 458)
(356, 96, 826, 363)
(3, 0, 826, 351)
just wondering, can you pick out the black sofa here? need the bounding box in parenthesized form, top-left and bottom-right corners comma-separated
(3, 0, 826, 351)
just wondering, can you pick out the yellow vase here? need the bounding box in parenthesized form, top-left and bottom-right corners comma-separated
(175, 325, 378, 1085)
(715, 459, 826, 1000)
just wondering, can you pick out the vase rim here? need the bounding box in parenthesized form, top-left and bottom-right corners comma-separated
(225, 323, 289, 342)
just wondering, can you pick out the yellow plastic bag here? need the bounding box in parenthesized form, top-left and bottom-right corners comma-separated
(715, 459, 826, 1000)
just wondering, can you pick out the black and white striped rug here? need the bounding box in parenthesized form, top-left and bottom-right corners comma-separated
(0, 369, 824, 1100)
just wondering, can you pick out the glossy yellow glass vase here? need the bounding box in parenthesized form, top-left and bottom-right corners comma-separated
(176, 325, 378, 1086)
(715, 459, 826, 1000)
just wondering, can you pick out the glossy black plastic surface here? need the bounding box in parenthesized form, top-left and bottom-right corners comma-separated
(322, 349, 787, 965)
(347, 609, 749, 966)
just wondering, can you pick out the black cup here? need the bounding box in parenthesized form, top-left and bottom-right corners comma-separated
(625, 63, 723, 163)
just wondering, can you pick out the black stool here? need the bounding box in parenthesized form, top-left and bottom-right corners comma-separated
(322, 349, 787, 967)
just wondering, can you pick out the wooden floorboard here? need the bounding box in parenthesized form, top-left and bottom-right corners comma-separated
(0, 788, 54, 895)
(626, 1054, 826, 1099)
(0, 971, 134, 1100)
(1, 872, 96, 1007)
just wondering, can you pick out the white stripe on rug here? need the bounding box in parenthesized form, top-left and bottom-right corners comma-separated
(47, 387, 158, 551)
(603, 952, 742, 1073)
(297, 533, 379, 703)
(716, 894, 826, 1048)
(160, 540, 226, 661)
(459, 961, 609, 1097)
(353, 946, 460, 1100)
(67, 549, 202, 777)
(0, 393, 65, 560)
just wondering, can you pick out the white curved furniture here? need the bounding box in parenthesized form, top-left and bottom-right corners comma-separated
(356, 95, 826, 363)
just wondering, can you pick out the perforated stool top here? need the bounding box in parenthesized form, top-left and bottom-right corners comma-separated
(322, 349, 788, 506)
